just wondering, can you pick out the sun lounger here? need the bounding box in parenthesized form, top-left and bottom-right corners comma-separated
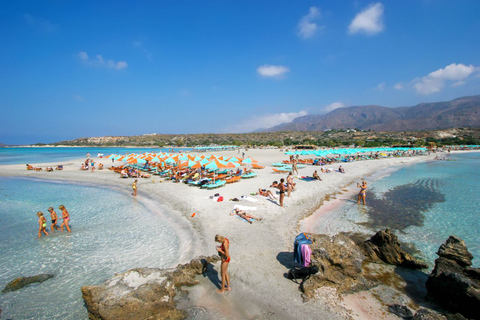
(252, 164, 264, 169)
(226, 176, 241, 184)
(241, 172, 257, 179)
(201, 180, 226, 189)
(272, 168, 290, 174)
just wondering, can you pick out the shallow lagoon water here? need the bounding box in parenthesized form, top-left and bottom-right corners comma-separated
(0, 177, 192, 319)
(313, 152, 480, 268)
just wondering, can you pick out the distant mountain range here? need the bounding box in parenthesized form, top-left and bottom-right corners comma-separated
(263, 95, 480, 132)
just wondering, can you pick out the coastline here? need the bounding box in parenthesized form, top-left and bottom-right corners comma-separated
(0, 149, 437, 319)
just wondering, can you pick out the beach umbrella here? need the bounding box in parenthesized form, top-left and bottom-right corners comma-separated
(241, 157, 258, 164)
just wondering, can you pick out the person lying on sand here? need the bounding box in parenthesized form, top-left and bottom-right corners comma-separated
(230, 208, 262, 224)
(254, 188, 277, 200)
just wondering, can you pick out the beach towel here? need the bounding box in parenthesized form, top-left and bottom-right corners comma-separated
(236, 215, 256, 223)
(299, 176, 315, 181)
(240, 195, 258, 202)
(233, 205, 257, 211)
(301, 244, 312, 267)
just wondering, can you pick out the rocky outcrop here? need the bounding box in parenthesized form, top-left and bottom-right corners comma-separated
(361, 229, 428, 269)
(81, 255, 220, 320)
(426, 236, 480, 319)
(2, 274, 54, 293)
(301, 233, 372, 298)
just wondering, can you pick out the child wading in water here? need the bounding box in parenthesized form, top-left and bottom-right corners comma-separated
(59, 205, 71, 233)
(37, 211, 49, 238)
(132, 179, 138, 197)
(215, 234, 231, 293)
(48, 207, 60, 231)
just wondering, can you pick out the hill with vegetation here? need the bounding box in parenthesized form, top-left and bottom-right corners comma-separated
(264, 95, 480, 132)
(51, 128, 480, 148)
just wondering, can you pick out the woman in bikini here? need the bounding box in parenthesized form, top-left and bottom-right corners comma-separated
(215, 234, 231, 293)
(286, 172, 295, 197)
(257, 188, 277, 200)
(59, 205, 71, 232)
(132, 179, 138, 196)
(357, 181, 367, 205)
(230, 208, 262, 224)
(48, 207, 59, 231)
(37, 211, 49, 238)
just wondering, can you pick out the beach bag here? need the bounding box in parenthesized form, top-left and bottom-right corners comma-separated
(217, 196, 224, 202)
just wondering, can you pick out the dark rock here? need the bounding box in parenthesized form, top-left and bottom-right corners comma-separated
(388, 304, 414, 318)
(81, 255, 220, 320)
(412, 308, 447, 320)
(361, 229, 428, 269)
(443, 313, 468, 320)
(426, 236, 480, 320)
(436, 235, 473, 267)
(2, 274, 54, 293)
(301, 233, 373, 298)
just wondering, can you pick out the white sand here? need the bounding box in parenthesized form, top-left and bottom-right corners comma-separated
(0, 149, 434, 319)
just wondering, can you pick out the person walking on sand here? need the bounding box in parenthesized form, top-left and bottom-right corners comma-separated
(292, 158, 298, 175)
(48, 207, 59, 231)
(59, 205, 71, 232)
(132, 179, 138, 197)
(37, 211, 49, 238)
(215, 234, 231, 293)
(357, 181, 367, 205)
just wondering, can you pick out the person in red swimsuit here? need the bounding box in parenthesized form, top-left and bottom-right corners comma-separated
(215, 234, 231, 293)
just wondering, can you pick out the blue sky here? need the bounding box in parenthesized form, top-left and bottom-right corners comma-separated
(1, 1, 480, 144)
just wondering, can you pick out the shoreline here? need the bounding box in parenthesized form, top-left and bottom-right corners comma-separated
(0, 150, 439, 319)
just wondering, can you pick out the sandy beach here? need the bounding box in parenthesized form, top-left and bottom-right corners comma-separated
(0, 149, 435, 319)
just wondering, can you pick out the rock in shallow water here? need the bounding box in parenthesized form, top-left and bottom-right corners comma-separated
(426, 236, 480, 320)
(81, 255, 220, 320)
(361, 229, 428, 269)
(2, 274, 54, 293)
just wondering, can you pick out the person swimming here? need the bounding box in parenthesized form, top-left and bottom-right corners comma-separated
(37, 211, 49, 238)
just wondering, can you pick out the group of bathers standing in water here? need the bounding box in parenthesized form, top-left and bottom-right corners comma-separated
(37, 205, 71, 238)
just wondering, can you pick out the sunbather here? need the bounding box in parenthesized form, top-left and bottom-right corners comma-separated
(255, 188, 277, 200)
(313, 170, 322, 181)
(230, 208, 262, 224)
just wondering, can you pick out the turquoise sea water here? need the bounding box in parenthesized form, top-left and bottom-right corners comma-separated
(0, 177, 192, 319)
(0, 147, 192, 165)
(313, 152, 480, 268)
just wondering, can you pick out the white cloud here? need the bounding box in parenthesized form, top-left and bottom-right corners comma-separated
(257, 65, 290, 78)
(78, 51, 128, 70)
(323, 102, 345, 112)
(348, 3, 385, 35)
(375, 82, 386, 91)
(297, 7, 323, 39)
(231, 111, 308, 132)
(414, 63, 475, 95)
(451, 81, 466, 87)
(394, 82, 404, 90)
(23, 13, 58, 33)
(133, 40, 153, 61)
